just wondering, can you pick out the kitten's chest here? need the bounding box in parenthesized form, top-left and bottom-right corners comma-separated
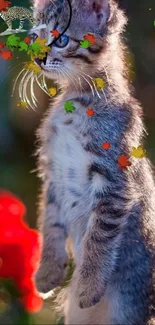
(45, 115, 90, 196)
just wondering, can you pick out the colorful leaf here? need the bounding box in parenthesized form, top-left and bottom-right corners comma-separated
(17, 101, 28, 109)
(24, 62, 42, 75)
(0, 42, 5, 49)
(80, 40, 91, 49)
(84, 33, 95, 45)
(19, 41, 28, 52)
(86, 108, 95, 116)
(0, 49, 12, 59)
(102, 142, 111, 150)
(130, 146, 146, 158)
(48, 87, 57, 97)
(92, 77, 106, 90)
(0, 0, 11, 12)
(50, 29, 59, 37)
(118, 154, 131, 169)
(24, 37, 31, 45)
(64, 101, 76, 113)
(6, 34, 20, 50)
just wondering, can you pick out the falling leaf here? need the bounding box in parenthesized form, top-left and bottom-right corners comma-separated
(17, 101, 28, 109)
(92, 78, 106, 90)
(0, 49, 12, 59)
(64, 101, 76, 113)
(50, 29, 59, 37)
(102, 142, 111, 150)
(35, 37, 50, 53)
(24, 62, 42, 75)
(118, 155, 131, 170)
(84, 34, 95, 45)
(0, 42, 5, 49)
(28, 42, 42, 57)
(86, 108, 95, 116)
(130, 146, 146, 158)
(80, 40, 91, 49)
(18, 41, 28, 52)
(48, 87, 57, 97)
(24, 37, 31, 45)
(0, 0, 11, 12)
(6, 34, 20, 50)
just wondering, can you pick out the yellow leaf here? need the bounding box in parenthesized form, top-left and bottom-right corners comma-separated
(17, 101, 28, 109)
(92, 77, 106, 90)
(130, 146, 146, 158)
(48, 87, 57, 97)
(35, 37, 51, 54)
(24, 61, 42, 75)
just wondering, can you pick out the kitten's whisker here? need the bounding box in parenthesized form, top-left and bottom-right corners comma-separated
(42, 75, 49, 93)
(19, 70, 30, 100)
(30, 75, 39, 106)
(23, 71, 36, 111)
(30, 73, 38, 107)
(12, 68, 26, 98)
(61, 67, 81, 97)
(35, 74, 50, 97)
(81, 71, 101, 99)
(96, 60, 111, 85)
(79, 74, 95, 97)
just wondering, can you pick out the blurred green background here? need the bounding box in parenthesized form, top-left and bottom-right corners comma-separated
(0, 0, 155, 227)
(0, 0, 155, 323)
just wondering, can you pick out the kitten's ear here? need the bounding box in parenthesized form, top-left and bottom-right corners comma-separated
(33, 0, 50, 10)
(88, 0, 110, 26)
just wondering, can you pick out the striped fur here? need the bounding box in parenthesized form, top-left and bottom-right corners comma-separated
(32, 0, 155, 324)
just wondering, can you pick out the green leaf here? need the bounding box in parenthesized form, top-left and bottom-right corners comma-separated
(28, 42, 42, 56)
(64, 101, 76, 113)
(18, 41, 28, 52)
(80, 39, 91, 49)
(6, 35, 20, 50)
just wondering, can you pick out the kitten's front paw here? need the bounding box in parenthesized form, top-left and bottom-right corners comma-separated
(35, 254, 69, 293)
(75, 273, 105, 309)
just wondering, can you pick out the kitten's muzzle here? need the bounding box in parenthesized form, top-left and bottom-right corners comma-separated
(35, 54, 47, 67)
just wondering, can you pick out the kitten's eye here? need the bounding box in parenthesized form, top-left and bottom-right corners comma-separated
(54, 35, 69, 48)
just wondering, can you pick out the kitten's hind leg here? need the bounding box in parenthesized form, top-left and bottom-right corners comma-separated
(35, 182, 69, 294)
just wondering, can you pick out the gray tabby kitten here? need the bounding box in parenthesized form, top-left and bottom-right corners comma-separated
(33, 0, 155, 324)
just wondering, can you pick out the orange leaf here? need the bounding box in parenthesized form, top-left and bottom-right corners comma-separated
(0, 0, 11, 12)
(24, 37, 31, 45)
(84, 33, 95, 45)
(0, 42, 5, 49)
(118, 154, 131, 169)
(0, 49, 12, 60)
(50, 29, 59, 37)
(102, 142, 111, 150)
(86, 108, 95, 116)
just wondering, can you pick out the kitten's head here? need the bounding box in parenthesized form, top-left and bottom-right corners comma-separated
(32, 0, 126, 83)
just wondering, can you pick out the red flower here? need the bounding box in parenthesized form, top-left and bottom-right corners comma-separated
(0, 190, 43, 313)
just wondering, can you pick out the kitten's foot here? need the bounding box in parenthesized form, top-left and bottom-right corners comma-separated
(75, 271, 105, 309)
(35, 254, 69, 293)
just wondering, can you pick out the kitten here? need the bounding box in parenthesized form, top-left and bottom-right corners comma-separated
(32, 0, 155, 324)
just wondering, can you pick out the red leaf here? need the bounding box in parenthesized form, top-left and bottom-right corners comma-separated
(102, 142, 111, 150)
(0, 0, 11, 12)
(0, 42, 5, 49)
(0, 49, 12, 60)
(50, 29, 59, 37)
(84, 33, 95, 45)
(86, 108, 95, 116)
(118, 154, 131, 169)
(24, 37, 31, 45)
